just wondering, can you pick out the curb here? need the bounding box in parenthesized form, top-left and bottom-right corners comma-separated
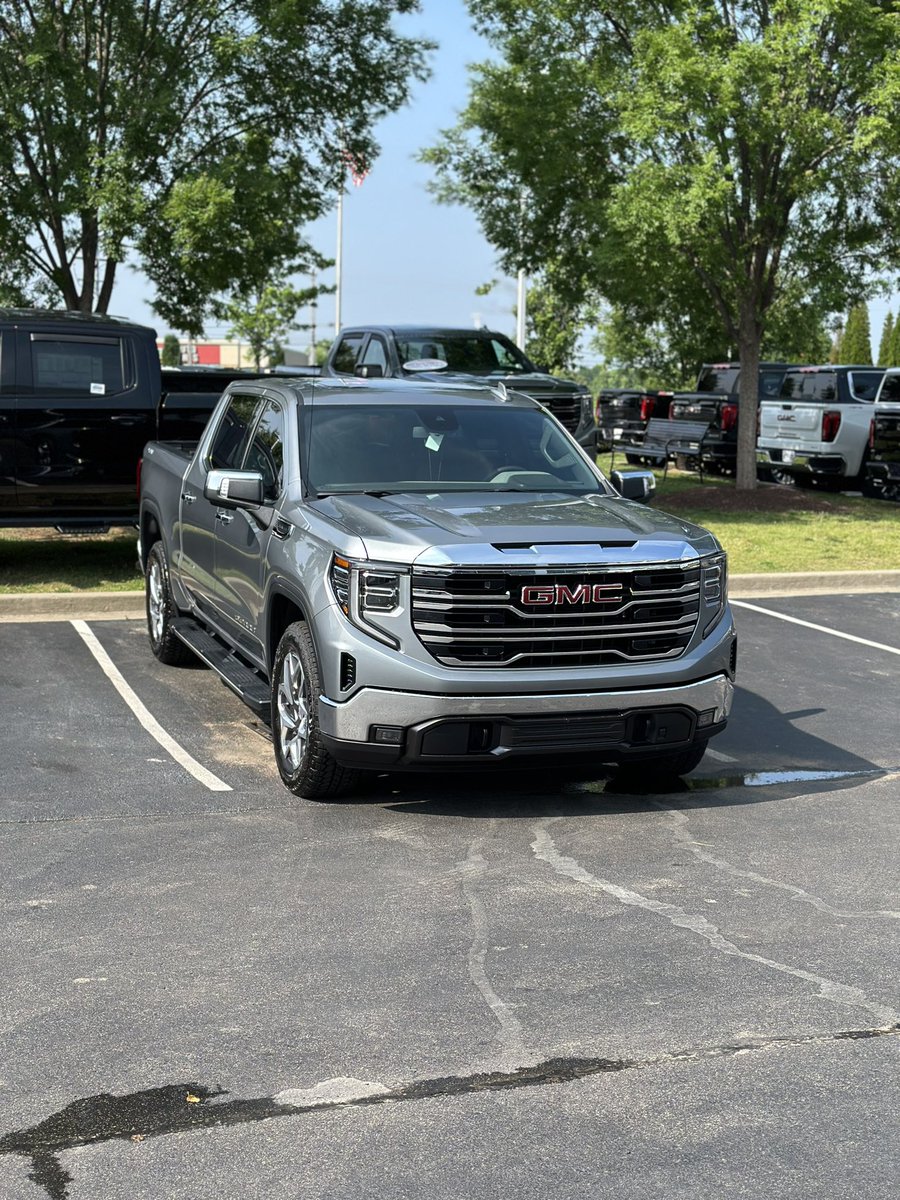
(2, 570, 899, 622)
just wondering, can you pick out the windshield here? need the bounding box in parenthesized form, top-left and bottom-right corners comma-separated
(303, 403, 603, 495)
(396, 334, 532, 375)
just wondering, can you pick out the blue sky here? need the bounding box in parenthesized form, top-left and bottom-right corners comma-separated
(114, 1, 513, 347)
(111, 0, 894, 359)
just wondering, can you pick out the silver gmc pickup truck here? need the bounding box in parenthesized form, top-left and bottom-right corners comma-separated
(138, 376, 736, 798)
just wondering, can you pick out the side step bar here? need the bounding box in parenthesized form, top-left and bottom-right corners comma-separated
(171, 618, 271, 722)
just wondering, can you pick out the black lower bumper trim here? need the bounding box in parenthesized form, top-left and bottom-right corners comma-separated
(323, 708, 727, 772)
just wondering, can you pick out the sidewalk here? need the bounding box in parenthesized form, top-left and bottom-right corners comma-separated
(2, 571, 899, 622)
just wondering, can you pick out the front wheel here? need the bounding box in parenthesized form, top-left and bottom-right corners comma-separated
(271, 622, 364, 800)
(146, 542, 194, 665)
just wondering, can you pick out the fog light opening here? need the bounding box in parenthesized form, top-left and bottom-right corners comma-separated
(697, 708, 717, 728)
(371, 725, 404, 746)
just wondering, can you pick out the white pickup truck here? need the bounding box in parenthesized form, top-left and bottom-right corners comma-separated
(757, 365, 884, 487)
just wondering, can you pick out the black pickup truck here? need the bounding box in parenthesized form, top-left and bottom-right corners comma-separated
(0, 309, 264, 529)
(864, 368, 900, 501)
(322, 324, 597, 451)
(668, 361, 799, 472)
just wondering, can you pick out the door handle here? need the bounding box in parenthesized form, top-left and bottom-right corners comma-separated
(181, 491, 196, 504)
(215, 510, 234, 524)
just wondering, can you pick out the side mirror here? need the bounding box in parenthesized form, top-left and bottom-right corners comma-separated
(204, 468, 264, 509)
(355, 363, 384, 379)
(610, 469, 656, 503)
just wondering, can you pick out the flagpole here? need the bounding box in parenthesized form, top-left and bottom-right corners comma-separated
(335, 181, 343, 336)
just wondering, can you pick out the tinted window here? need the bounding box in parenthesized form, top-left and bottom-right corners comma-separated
(208, 393, 260, 469)
(305, 403, 598, 493)
(395, 334, 531, 374)
(30, 336, 127, 395)
(243, 399, 285, 501)
(332, 334, 365, 374)
(848, 371, 884, 402)
(877, 374, 900, 403)
(780, 372, 837, 401)
(759, 370, 785, 398)
(360, 336, 388, 372)
(696, 367, 740, 394)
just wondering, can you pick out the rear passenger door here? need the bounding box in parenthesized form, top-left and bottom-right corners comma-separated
(14, 330, 154, 515)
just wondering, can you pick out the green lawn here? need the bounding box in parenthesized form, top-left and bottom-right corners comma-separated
(1, 464, 898, 592)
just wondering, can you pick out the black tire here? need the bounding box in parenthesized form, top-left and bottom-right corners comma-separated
(145, 541, 194, 666)
(619, 741, 708, 783)
(767, 467, 797, 487)
(625, 452, 645, 465)
(271, 621, 364, 800)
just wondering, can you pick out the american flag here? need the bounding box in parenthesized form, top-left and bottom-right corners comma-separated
(342, 148, 369, 187)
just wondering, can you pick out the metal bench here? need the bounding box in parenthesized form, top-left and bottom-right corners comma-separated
(610, 417, 712, 482)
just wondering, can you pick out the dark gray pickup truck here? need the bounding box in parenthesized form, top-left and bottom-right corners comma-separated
(138, 376, 735, 799)
(322, 324, 597, 452)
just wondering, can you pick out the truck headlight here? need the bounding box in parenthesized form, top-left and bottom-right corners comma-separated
(701, 552, 727, 636)
(577, 390, 593, 422)
(330, 555, 404, 647)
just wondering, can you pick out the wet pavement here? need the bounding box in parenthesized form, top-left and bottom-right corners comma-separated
(0, 594, 898, 1198)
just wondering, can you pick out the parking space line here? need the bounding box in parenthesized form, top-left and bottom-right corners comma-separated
(71, 620, 232, 792)
(731, 600, 900, 656)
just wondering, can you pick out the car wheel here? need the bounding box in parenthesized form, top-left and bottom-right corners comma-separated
(146, 542, 194, 665)
(767, 467, 797, 487)
(272, 621, 364, 800)
(618, 741, 709, 783)
(625, 452, 646, 465)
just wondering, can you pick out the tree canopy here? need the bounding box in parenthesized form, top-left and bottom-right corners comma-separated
(425, 1, 900, 487)
(0, 1, 431, 333)
(840, 303, 874, 365)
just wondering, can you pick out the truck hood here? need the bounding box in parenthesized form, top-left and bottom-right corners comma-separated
(306, 490, 719, 567)
(414, 370, 583, 397)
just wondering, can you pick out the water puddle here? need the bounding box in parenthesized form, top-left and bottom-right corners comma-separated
(575, 767, 883, 796)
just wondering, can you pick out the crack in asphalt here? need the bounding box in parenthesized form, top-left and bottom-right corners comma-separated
(531, 820, 900, 1026)
(2, 1026, 898, 1199)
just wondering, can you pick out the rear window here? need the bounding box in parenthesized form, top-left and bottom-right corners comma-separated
(780, 372, 837, 401)
(877, 374, 900, 403)
(30, 335, 128, 395)
(848, 371, 883, 402)
(696, 366, 740, 394)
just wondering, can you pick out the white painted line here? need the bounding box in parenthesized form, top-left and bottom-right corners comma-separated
(731, 600, 900, 656)
(705, 747, 738, 763)
(71, 620, 232, 792)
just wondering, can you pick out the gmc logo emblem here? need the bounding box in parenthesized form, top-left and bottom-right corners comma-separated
(776, 414, 795, 421)
(521, 583, 623, 605)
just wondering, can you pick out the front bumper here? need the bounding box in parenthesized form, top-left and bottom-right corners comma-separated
(757, 448, 846, 477)
(318, 671, 733, 769)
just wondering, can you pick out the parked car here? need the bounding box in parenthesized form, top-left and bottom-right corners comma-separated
(321, 325, 597, 452)
(138, 375, 735, 799)
(862, 368, 900, 501)
(757, 365, 885, 488)
(0, 309, 265, 529)
(669, 361, 799, 472)
(595, 388, 674, 458)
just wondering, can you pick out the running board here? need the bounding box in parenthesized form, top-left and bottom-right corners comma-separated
(171, 618, 271, 721)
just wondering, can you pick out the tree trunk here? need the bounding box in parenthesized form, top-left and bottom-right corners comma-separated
(735, 303, 761, 491)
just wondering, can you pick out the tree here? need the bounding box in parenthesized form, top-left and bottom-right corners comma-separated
(425, 2, 900, 488)
(223, 278, 319, 371)
(889, 314, 900, 368)
(0, 2, 431, 332)
(160, 334, 181, 367)
(877, 311, 895, 366)
(522, 265, 597, 373)
(840, 304, 873, 364)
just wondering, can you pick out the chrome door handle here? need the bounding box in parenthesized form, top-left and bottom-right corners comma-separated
(181, 491, 196, 505)
(215, 510, 233, 524)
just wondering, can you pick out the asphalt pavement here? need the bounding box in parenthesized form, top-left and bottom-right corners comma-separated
(0, 594, 897, 1199)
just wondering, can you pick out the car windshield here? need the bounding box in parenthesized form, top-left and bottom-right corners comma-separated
(303, 403, 602, 495)
(396, 334, 532, 375)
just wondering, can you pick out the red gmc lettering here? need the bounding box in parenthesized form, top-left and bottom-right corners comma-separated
(520, 583, 623, 605)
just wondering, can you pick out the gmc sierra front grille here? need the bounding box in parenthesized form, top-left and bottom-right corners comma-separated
(410, 564, 701, 668)
(525, 393, 578, 431)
